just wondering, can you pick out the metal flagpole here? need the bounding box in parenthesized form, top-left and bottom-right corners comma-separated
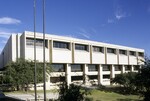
(34, 0, 37, 100)
(43, 0, 46, 100)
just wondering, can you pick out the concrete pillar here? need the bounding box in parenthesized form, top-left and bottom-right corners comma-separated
(66, 64, 71, 86)
(111, 65, 115, 78)
(131, 65, 134, 72)
(98, 65, 103, 85)
(49, 40, 53, 63)
(122, 65, 125, 73)
(83, 64, 88, 85)
(72, 43, 75, 63)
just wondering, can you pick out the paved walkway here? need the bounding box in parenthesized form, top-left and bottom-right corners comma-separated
(6, 92, 59, 101)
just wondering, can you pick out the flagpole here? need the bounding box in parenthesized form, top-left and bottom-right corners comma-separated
(34, 0, 37, 100)
(43, 0, 46, 100)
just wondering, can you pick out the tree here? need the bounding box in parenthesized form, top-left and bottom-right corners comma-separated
(1, 58, 51, 91)
(111, 72, 138, 94)
(134, 57, 150, 101)
(58, 82, 89, 101)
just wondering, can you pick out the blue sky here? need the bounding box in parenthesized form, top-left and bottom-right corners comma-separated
(0, 0, 150, 55)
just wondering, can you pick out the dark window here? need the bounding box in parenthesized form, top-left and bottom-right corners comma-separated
(53, 41, 69, 49)
(103, 75, 110, 79)
(88, 65, 98, 71)
(130, 51, 136, 56)
(119, 50, 127, 55)
(115, 65, 121, 71)
(26, 38, 34, 46)
(71, 64, 83, 72)
(26, 38, 47, 47)
(51, 64, 65, 72)
(134, 65, 140, 71)
(50, 77, 65, 83)
(138, 52, 144, 57)
(107, 48, 116, 54)
(71, 76, 83, 81)
(103, 65, 111, 71)
(88, 75, 98, 80)
(75, 44, 88, 51)
(125, 65, 131, 71)
(93, 46, 103, 52)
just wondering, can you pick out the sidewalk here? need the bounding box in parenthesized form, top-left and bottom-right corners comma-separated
(6, 92, 59, 101)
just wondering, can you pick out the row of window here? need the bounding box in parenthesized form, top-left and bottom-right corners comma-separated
(26, 38, 48, 48)
(50, 75, 98, 83)
(52, 41, 144, 57)
(26, 38, 144, 57)
(51, 64, 140, 72)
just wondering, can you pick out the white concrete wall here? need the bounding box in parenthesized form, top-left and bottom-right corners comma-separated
(129, 56, 137, 65)
(52, 49, 72, 63)
(11, 34, 17, 61)
(20, 33, 25, 59)
(92, 52, 105, 64)
(107, 54, 118, 64)
(119, 55, 128, 64)
(25, 47, 49, 62)
(1, 35, 13, 67)
(74, 51, 90, 63)
(0, 53, 2, 69)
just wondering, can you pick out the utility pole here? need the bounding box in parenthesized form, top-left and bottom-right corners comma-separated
(34, 0, 37, 100)
(43, 0, 46, 100)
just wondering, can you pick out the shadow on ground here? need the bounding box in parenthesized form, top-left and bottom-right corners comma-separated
(117, 98, 142, 101)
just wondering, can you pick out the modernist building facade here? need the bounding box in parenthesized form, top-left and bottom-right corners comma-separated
(0, 31, 144, 89)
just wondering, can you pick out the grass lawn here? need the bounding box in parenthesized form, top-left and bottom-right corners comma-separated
(86, 89, 143, 101)
(4, 88, 143, 101)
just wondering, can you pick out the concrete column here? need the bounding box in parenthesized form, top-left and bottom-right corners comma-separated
(66, 64, 71, 86)
(105, 47, 107, 64)
(117, 49, 119, 64)
(111, 65, 115, 78)
(83, 64, 88, 85)
(90, 45, 92, 64)
(131, 65, 134, 72)
(98, 64, 103, 85)
(72, 43, 75, 63)
(139, 65, 142, 69)
(127, 50, 130, 65)
(49, 40, 53, 63)
(122, 65, 125, 73)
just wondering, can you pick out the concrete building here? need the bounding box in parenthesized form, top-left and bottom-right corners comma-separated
(0, 31, 144, 89)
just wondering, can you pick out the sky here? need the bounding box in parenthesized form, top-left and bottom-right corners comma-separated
(0, 0, 150, 55)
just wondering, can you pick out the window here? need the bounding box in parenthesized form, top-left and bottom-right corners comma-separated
(93, 46, 103, 52)
(53, 41, 69, 49)
(26, 38, 34, 46)
(51, 64, 65, 72)
(102, 65, 110, 71)
(50, 77, 65, 83)
(88, 65, 98, 71)
(103, 75, 110, 79)
(115, 65, 121, 71)
(26, 38, 47, 47)
(130, 51, 136, 56)
(125, 65, 131, 71)
(134, 65, 140, 71)
(88, 75, 98, 80)
(107, 48, 116, 54)
(75, 44, 88, 51)
(138, 52, 144, 57)
(119, 50, 127, 55)
(71, 64, 83, 72)
(71, 76, 83, 81)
